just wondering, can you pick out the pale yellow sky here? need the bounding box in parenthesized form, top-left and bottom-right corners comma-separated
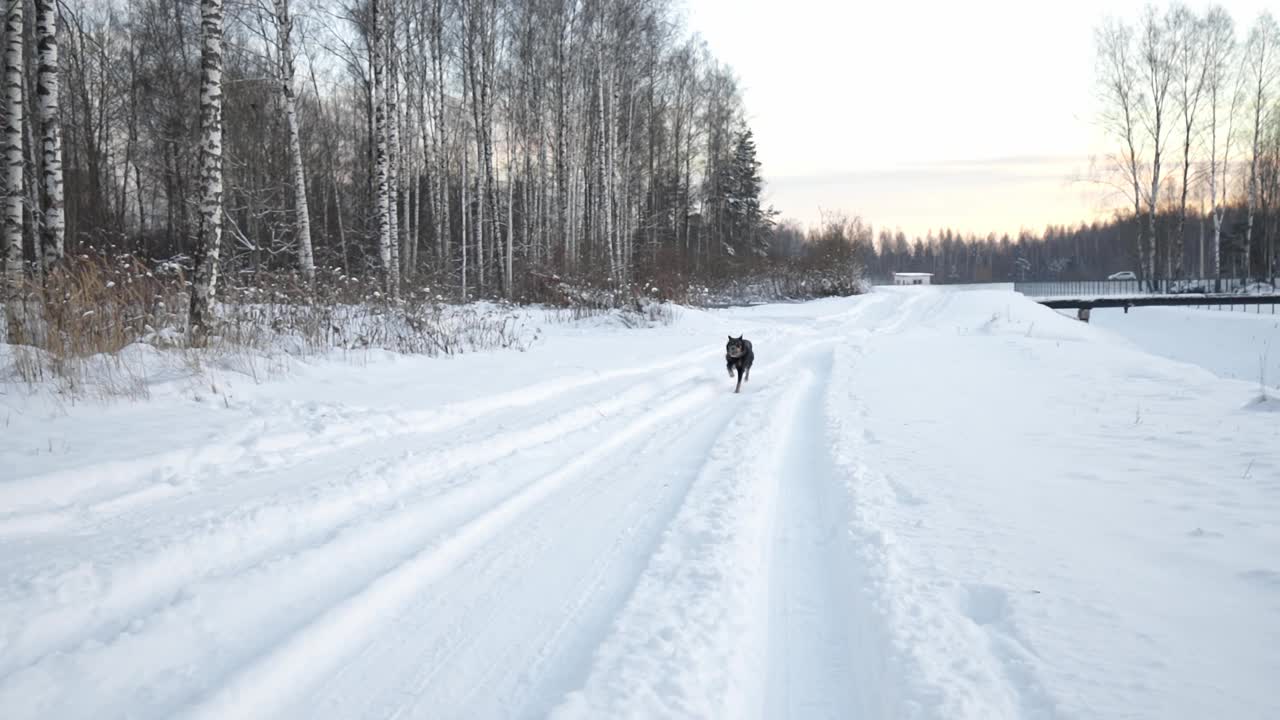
(683, 0, 1274, 238)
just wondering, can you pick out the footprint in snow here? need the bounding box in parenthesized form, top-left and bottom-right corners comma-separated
(962, 583, 1011, 628)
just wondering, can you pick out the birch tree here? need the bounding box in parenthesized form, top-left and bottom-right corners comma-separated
(461, 0, 499, 296)
(1241, 12, 1279, 278)
(272, 0, 315, 280)
(428, 0, 448, 269)
(1170, 4, 1209, 279)
(36, 0, 63, 274)
(1204, 6, 1239, 286)
(384, 0, 400, 290)
(370, 0, 394, 293)
(53, 0, 767, 298)
(1096, 19, 1148, 285)
(3, 0, 23, 343)
(189, 0, 226, 343)
(1138, 7, 1176, 288)
(1263, 114, 1280, 278)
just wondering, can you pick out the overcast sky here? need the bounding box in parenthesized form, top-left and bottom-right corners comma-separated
(683, 0, 1274, 238)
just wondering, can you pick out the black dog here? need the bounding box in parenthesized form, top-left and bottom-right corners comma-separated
(725, 335, 754, 394)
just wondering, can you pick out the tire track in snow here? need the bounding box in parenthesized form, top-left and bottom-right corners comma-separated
(764, 346, 862, 719)
(290, 379, 744, 719)
(0, 328, 841, 720)
(0, 374, 724, 720)
(866, 288, 946, 335)
(549, 345, 831, 720)
(173, 380, 727, 720)
(0, 366, 713, 683)
(0, 344, 725, 524)
(276, 336, 846, 720)
(163, 336, 833, 720)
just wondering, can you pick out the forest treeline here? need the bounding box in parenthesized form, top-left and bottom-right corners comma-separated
(2, 0, 1277, 348)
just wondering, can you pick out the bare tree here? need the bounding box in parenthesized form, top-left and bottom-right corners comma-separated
(1096, 18, 1148, 283)
(1241, 11, 1279, 279)
(3, 0, 23, 343)
(384, 0, 400, 291)
(461, 0, 499, 296)
(1169, 4, 1209, 279)
(1264, 110, 1280, 279)
(272, 0, 315, 280)
(52, 0, 766, 302)
(1203, 5, 1241, 286)
(370, 0, 395, 292)
(189, 0, 226, 343)
(428, 0, 449, 270)
(36, 0, 63, 274)
(1138, 6, 1176, 288)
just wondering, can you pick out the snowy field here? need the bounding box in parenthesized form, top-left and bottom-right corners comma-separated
(2, 287, 1278, 719)
(1089, 305, 1279, 388)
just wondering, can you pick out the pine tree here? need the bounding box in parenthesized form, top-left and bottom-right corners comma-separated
(727, 129, 769, 258)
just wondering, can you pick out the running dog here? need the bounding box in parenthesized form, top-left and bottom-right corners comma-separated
(725, 335, 754, 394)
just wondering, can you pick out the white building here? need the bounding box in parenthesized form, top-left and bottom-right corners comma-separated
(893, 272, 932, 286)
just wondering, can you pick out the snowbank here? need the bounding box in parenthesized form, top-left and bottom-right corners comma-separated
(1090, 306, 1279, 390)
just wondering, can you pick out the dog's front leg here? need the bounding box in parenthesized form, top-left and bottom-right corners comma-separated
(735, 369, 742, 393)
(727, 361, 735, 378)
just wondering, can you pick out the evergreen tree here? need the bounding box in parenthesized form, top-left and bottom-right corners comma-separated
(724, 128, 772, 258)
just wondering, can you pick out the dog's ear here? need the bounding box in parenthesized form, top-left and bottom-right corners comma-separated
(727, 335, 733, 341)
(736, 335, 743, 340)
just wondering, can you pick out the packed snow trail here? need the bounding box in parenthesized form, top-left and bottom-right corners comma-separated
(2, 289, 1278, 719)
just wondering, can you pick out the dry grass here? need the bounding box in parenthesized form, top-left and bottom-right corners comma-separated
(534, 278, 678, 328)
(2, 254, 531, 400)
(2, 254, 183, 398)
(3, 252, 855, 401)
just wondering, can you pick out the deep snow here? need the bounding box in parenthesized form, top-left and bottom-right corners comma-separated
(1089, 305, 1279, 390)
(1, 288, 1277, 719)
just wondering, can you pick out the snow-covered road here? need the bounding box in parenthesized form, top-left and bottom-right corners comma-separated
(2, 289, 1278, 719)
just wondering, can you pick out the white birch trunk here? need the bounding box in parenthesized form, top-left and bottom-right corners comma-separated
(273, 0, 314, 281)
(430, 0, 448, 269)
(506, 152, 513, 296)
(2, 0, 20, 267)
(1205, 10, 1237, 288)
(1172, 8, 1208, 281)
(386, 19, 401, 294)
(461, 136, 468, 299)
(36, 0, 62, 273)
(3, 0, 25, 343)
(371, 0, 394, 294)
(189, 0, 225, 344)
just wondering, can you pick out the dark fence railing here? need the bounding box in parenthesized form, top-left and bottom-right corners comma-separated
(1013, 278, 1263, 298)
(1038, 294, 1280, 312)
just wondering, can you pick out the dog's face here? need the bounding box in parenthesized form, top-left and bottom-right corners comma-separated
(726, 335, 747, 358)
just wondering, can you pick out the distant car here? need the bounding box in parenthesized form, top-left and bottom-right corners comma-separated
(1107, 271, 1136, 280)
